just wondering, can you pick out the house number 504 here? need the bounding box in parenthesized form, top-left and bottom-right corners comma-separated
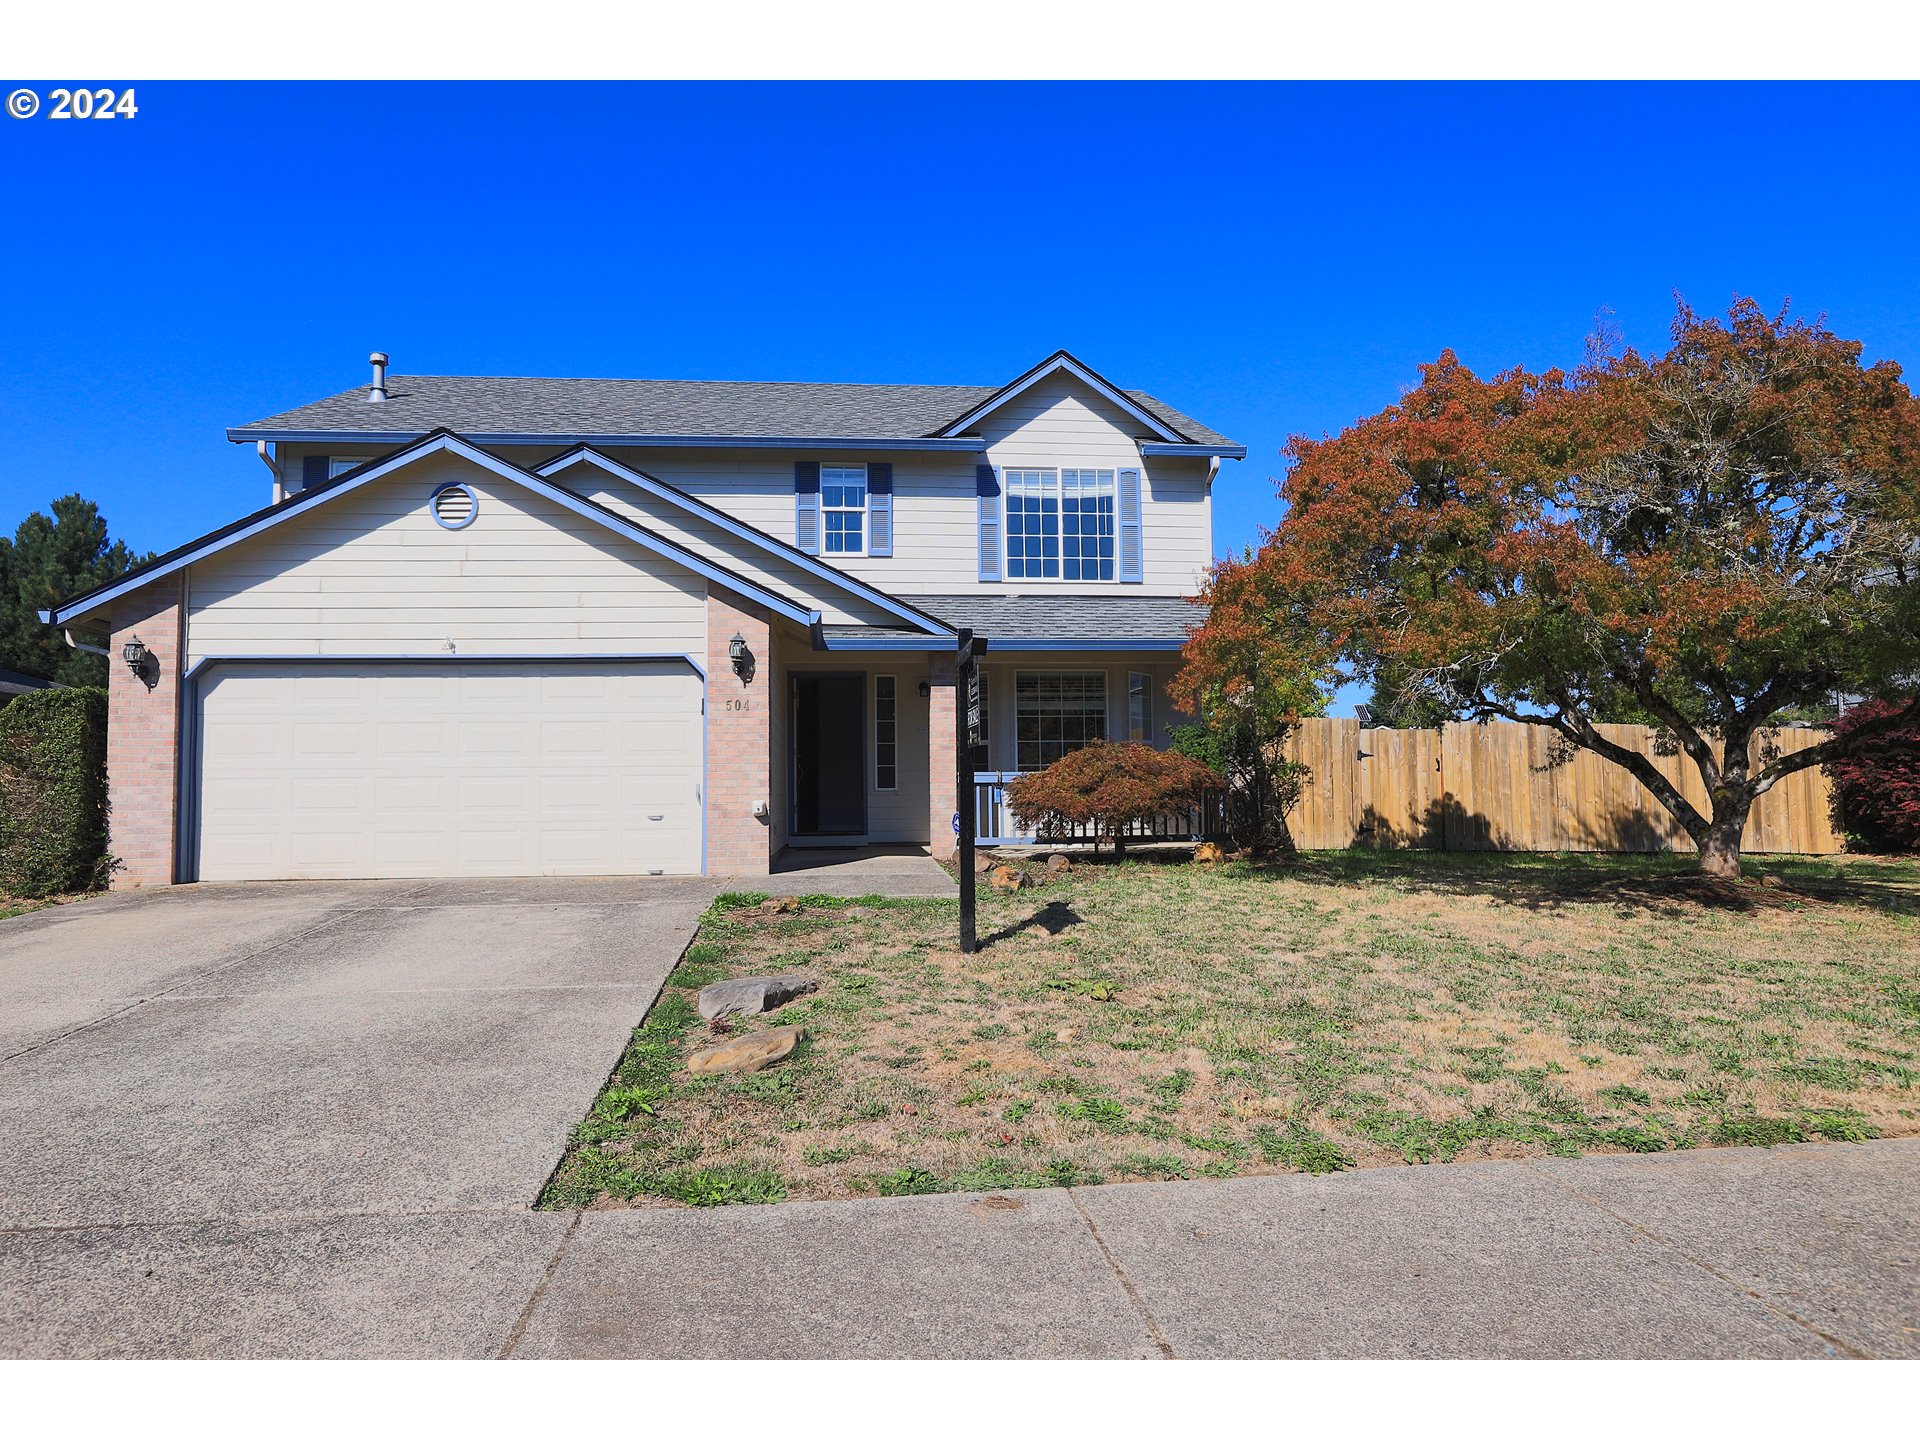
(726, 698, 750, 711)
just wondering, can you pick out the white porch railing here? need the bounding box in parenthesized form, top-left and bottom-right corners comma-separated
(972, 771, 1227, 845)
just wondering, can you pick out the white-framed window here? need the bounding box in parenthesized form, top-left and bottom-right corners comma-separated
(1015, 671, 1108, 771)
(1128, 671, 1152, 743)
(328, 457, 369, 479)
(1004, 468, 1116, 581)
(821, 464, 868, 555)
(874, 675, 897, 790)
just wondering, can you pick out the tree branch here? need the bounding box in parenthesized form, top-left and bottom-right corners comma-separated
(1474, 692, 1712, 840)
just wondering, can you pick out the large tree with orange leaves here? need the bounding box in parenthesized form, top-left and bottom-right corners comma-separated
(1178, 299, 1920, 877)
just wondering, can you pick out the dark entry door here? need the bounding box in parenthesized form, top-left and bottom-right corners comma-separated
(792, 673, 866, 835)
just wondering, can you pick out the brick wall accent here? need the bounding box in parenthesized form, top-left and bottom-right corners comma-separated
(706, 590, 775, 874)
(927, 653, 958, 861)
(106, 577, 187, 888)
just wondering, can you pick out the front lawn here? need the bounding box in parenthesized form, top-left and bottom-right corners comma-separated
(539, 852, 1920, 1208)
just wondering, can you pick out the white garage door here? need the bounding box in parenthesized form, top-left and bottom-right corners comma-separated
(193, 661, 703, 881)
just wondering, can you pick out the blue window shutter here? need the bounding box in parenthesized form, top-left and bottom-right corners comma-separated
(302, 455, 330, 489)
(795, 461, 821, 555)
(1118, 467, 1144, 583)
(867, 462, 893, 557)
(976, 465, 1002, 582)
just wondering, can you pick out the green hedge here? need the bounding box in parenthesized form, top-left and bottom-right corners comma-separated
(0, 687, 110, 897)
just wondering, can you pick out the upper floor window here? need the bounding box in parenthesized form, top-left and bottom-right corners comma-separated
(821, 464, 867, 555)
(1005, 468, 1115, 580)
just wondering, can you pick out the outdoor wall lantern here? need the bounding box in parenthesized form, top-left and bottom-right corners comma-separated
(728, 632, 755, 682)
(918, 680, 932, 699)
(122, 636, 157, 690)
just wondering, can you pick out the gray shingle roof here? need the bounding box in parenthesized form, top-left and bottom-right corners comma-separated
(825, 594, 1206, 645)
(230, 374, 1239, 449)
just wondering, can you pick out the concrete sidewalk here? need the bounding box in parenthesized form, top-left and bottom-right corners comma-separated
(5, 1140, 1914, 1358)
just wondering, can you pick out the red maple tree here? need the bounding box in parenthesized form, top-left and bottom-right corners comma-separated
(1180, 299, 1920, 877)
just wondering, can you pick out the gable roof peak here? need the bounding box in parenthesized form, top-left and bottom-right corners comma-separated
(934, 351, 1190, 443)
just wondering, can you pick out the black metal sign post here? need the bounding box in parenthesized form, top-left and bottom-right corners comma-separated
(955, 628, 987, 954)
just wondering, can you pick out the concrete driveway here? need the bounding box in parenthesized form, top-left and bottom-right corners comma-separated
(0, 878, 715, 1228)
(3, 875, 1915, 1359)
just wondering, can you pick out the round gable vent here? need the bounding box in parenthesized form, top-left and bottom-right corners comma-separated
(430, 482, 478, 530)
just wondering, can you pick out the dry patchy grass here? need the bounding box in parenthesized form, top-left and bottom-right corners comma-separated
(540, 851, 1920, 1208)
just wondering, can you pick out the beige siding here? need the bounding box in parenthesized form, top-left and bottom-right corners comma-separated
(188, 452, 707, 664)
(271, 369, 1216, 602)
(498, 373, 1214, 598)
(974, 375, 1213, 595)
(556, 464, 903, 627)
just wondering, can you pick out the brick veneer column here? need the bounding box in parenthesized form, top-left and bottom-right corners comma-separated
(706, 590, 774, 875)
(106, 577, 187, 888)
(927, 653, 958, 861)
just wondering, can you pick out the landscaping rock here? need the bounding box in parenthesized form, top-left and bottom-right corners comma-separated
(974, 853, 997, 874)
(686, 1027, 804, 1076)
(756, 896, 800, 915)
(1193, 841, 1226, 864)
(1758, 874, 1785, 889)
(988, 864, 1028, 892)
(697, 973, 817, 1021)
(1045, 854, 1074, 876)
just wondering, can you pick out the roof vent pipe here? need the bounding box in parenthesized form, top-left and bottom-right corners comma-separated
(368, 351, 390, 402)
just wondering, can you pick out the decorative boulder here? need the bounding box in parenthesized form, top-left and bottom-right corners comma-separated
(756, 895, 800, 915)
(697, 973, 817, 1021)
(686, 1028, 804, 1076)
(1193, 841, 1226, 864)
(1045, 854, 1074, 876)
(988, 864, 1028, 892)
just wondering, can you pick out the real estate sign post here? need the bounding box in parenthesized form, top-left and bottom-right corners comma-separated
(956, 629, 987, 953)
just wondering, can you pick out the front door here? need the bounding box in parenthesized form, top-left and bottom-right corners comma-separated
(792, 672, 866, 836)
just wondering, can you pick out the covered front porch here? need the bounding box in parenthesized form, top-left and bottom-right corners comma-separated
(774, 595, 1203, 861)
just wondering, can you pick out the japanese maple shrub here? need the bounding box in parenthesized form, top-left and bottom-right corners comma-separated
(1825, 699, 1920, 852)
(1004, 742, 1219, 858)
(1182, 298, 1920, 878)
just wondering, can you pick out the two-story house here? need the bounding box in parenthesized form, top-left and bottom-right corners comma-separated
(42, 351, 1242, 884)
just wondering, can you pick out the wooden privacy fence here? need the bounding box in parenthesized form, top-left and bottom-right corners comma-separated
(1280, 718, 1843, 855)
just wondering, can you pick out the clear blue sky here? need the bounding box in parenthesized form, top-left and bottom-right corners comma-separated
(4, 81, 1917, 708)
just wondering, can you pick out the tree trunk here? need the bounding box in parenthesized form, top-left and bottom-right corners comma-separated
(1696, 790, 1755, 879)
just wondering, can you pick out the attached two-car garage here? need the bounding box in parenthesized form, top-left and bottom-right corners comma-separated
(190, 660, 704, 881)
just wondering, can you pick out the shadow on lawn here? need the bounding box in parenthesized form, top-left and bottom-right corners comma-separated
(980, 899, 1084, 948)
(1240, 848, 1920, 919)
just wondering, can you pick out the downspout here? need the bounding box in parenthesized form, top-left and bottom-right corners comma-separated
(258, 440, 284, 505)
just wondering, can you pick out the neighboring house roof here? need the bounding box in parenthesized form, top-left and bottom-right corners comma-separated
(40, 431, 834, 632)
(225, 351, 1244, 454)
(0, 667, 62, 696)
(820, 594, 1206, 651)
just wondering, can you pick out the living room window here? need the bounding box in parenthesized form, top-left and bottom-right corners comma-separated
(821, 464, 867, 555)
(1005, 468, 1116, 580)
(1015, 671, 1108, 771)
